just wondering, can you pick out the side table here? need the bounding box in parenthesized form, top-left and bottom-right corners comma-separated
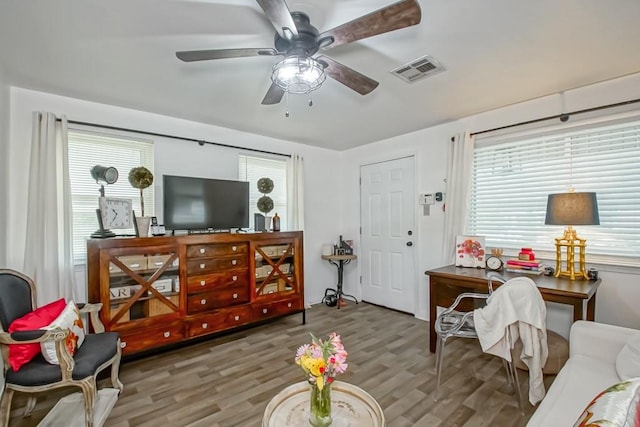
(321, 254, 358, 308)
(263, 381, 385, 426)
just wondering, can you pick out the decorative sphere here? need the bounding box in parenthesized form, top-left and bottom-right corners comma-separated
(257, 177, 274, 194)
(128, 167, 154, 190)
(257, 195, 274, 214)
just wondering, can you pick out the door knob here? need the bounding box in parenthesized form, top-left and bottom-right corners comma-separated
(406, 241, 413, 247)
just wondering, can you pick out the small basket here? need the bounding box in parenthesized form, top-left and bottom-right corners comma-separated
(146, 295, 179, 316)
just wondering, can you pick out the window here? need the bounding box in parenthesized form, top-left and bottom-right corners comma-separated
(68, 129, 154, 264)
(239, 154, 287, 230)
(467, 115, 640, 266)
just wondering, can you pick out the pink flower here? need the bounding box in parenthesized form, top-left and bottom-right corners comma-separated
(295, 344, 311, 361)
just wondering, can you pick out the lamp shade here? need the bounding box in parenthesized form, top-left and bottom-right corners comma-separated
(272, 55, 326, 94)
(545, 192, 600, 226)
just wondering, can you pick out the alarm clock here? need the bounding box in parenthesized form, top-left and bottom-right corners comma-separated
(485, 255, 504, 271)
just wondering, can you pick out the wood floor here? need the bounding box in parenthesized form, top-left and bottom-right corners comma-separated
(8, 302, 556, 426)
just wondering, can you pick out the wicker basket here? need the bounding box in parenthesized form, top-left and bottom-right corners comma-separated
(110, 303, 130, 323)
(146, 295, 179, 316)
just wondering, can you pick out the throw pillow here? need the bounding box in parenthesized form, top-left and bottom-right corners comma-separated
(573, 378, 640, 427)
(617, 334, 640, 380)
(40, 300, 86, 364)
(7, 298, 67, 371)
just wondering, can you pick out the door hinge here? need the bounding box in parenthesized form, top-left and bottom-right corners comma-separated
(360, 275, 362, 284)
(359, 226, 362, 234)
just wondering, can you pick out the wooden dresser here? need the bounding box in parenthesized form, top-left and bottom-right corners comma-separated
(87, 231, 304, 355)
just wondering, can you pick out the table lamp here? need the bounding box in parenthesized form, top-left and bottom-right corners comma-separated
(545, 191, 599, 280)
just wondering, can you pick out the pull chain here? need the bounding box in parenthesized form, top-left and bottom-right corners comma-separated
(285, 91, 290, 118)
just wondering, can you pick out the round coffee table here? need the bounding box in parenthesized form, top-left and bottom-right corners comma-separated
(262, 381, 385, 426)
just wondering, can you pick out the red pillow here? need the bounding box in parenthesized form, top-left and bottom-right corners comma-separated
(8, 298, 66, 371)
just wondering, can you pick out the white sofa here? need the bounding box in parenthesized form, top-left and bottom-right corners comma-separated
(527, 320, 640, 426)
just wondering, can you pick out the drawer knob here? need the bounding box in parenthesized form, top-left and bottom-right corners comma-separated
(163, 331, 171, 338)
(232, 246, 237, 251)
(199, 248, 205, 254)
(232, 293, 238, 299)
(131, 263, 140, 268)
(154, 261, 163, 267)
(201, 299, 207, 305)
(200, 263, 205, 269)
(288, 302, 292, 307)
(200, 280, 206, 286)
(232, 275, 237, 281)
(120, 342, 127, 348)
(263, 308, 268, 314)
(232, 260, 237, 265)
(202, 323, 208, 329)
(234, 315, 240, 321)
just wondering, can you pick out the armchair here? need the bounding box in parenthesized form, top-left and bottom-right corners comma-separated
(0, 269, 123, 427)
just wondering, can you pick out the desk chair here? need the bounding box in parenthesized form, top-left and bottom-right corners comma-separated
(434, 272, 524, 410)
(0, 269, 123, 427)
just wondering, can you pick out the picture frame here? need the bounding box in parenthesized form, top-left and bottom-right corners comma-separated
(455, 235, 486, 268)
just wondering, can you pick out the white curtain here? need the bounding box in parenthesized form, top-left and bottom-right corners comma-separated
(286, 153, 305, 230)
(23, 112, 77, 305)
(442, 132, 475, 264)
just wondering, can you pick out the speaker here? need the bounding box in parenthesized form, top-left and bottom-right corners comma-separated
(254, 213, 266, 231)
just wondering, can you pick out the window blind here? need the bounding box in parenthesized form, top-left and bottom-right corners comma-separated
(468, 116, 640, 266)
(68, 130, 154, 263)
(239, 155, 287, 230)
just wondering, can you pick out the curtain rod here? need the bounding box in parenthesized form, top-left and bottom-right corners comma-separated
(470, 98, 640, 137)
(56, 118, 291, 158)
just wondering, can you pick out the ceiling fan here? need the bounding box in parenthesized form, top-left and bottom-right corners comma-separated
(176, 0, 422, 105)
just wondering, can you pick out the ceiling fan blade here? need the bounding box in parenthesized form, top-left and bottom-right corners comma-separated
(317, 55, 379, 95)
(176, 48, 278, 62)
(319, 0, 421, 49)
(261, 83, 285, 105)
(255, 0, 298, 40)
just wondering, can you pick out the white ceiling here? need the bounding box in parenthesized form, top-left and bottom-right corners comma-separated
(1, 0, 640, 151)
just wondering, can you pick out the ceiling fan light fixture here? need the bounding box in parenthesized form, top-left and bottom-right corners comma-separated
(272, 55, 326, 94)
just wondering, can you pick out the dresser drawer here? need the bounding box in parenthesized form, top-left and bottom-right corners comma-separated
(186, 255, 248, 274)
(187, 243, 247, 259)
(186, 269, 248, 293)
(118, 321, 185, 355)
(187, 286, 250, 314)
(187, 305, 253, 338)
(253, 298, 302, 320)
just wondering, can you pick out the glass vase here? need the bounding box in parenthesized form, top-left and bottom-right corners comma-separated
(309, 382, 332, 427)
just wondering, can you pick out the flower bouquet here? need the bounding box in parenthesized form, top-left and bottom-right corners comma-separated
(295, 333, 348, 427)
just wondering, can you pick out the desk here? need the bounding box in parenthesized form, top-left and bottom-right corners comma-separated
(425, 264, 602, 353)
(322, 254, 358, 308)
(262, 381, 385, 426)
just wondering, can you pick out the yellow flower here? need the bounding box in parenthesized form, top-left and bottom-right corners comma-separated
(300, 355, 325, 377)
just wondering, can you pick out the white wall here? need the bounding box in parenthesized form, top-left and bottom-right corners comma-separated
(7, 87, 343, 306)
(0, 66, 8, 266)
(343, 72, 640, 337)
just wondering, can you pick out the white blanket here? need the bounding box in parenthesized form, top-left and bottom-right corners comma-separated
(473, 276, 548, 405)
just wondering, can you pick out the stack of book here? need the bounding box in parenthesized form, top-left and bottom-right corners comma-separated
(505, 259, 543, 275)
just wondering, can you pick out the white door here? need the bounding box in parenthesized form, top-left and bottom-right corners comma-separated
(360, 156, 416, 313)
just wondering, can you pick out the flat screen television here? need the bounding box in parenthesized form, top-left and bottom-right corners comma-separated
(163, 175, 249, 231)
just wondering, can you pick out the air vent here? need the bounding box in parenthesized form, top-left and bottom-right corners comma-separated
(391, 55, 444, 83)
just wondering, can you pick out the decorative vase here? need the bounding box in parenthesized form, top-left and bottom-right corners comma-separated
(309, 382, 332, 427)
(135, 216, 151, 237)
